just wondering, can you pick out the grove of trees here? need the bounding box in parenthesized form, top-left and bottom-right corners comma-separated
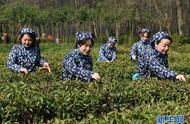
(0, 0, 189, 42)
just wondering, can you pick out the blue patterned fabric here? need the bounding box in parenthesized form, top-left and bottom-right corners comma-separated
(130, 40, 151, 61)
(151, 31, 171, 44)
(130, 40, 152, 78)
(97, 43, 117, 62)
(138, 47, 177, 80)
(107, 37, 117, 44)
(19, 27, 37, 38)
(138, 28, 151, 34)
(19, 28, 33, 34)
(61, 49, 94, 81)
(75, 31, 94, 42)
(7, 44, 46, 72)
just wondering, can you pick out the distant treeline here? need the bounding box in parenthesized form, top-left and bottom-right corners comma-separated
(0, 0, 189, 42)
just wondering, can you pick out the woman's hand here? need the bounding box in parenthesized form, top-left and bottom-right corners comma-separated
(132, 55, 136, 61)
(41, 62, 51, 72)
(19, 68, 28, 75)
(176, 75, 186, 82)
(92, 73, 101, 80)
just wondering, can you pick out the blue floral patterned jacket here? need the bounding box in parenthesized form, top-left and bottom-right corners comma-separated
(61, 49, 94, 81)
(130, 40, 151, 73)
(130, 40, 151, 61)
(7, 44, 45, 72)
(139, 47, 177, 80)
(97, 43, 117, 62)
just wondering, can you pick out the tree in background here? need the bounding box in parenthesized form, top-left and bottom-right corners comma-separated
(0, 0, 190, 43)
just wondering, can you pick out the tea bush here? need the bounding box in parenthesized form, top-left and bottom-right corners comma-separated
(0, 42, 190, 123)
